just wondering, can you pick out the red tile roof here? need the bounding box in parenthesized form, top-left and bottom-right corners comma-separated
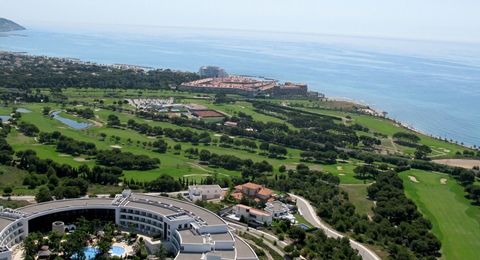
(242, 182, 262, 190)
(257, 188, 272, 197)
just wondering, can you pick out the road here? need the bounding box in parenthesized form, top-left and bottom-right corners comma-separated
(227, 221, 287, 258)
(290, 194, 381, 260)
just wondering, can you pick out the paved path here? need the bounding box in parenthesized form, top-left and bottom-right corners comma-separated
(290, 194, 381, 260)
(227, 222, 287, 258)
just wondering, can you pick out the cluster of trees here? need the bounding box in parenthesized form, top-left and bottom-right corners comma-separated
(214, 93, 236, 104)
(0, 53, 200, 91)
(96, 148, 160, 170)
(366, 172, 441, 258)
(22, 217, 117, 260)
(0, 122, 13, 165)
(35, 178, 89, 202)
(144, 174, 182, 192)
(393, 132, 421, 144)
(65, 107, 95, 119)
(17, 121, 40, 136)
(38, 131, 97, 156)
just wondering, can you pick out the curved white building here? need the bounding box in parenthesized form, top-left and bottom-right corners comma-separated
(0, 190, 257, 260)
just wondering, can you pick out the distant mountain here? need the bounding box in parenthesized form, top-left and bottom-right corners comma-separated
(0, 18, 26, 32)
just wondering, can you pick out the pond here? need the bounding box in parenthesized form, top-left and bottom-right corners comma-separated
(52, 111, 92, 129)
(0, 115, 11, 122)
(16, 108, 32, 113)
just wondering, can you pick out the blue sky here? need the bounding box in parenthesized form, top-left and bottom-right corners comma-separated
(2, 0, 480, 42)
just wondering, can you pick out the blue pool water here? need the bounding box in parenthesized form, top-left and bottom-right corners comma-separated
(298, 224, 310, 230)
(74, 246, 125, 259)
(111, 246, 125, 255)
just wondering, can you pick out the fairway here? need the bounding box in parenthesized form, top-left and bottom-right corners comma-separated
(399, 170, 480, 260)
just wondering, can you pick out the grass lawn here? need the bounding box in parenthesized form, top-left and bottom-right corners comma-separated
(339, 184, 374, 217)
(293, 213, 313, 227)
(0, 165, 38, 196)
(399, 170, 480, 260)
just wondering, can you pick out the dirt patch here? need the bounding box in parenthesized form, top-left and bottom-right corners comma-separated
(433, 159, 480, 169)
(408, 176, 419, 183)
(74, 157, 89, 162)
(336, 166, 343, 170)
(440, 178, 447, 184)
(310, 165, 323, 171)
(110, 145, 122, 149)
(58, 154, 70, 157)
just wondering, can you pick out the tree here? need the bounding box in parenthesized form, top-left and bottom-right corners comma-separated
(414, 145, 432, 159)
(152, 139, 168, 153)
(35, 187, 53, 202)
(3, 186, 12, 194)
(154, 244, 168, 260)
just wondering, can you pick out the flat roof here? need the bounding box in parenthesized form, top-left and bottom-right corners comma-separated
(124, 201, 178, 216)
(17, 198, 115, 215)
(129, 194, 226, 225)
(174, 252, 205, 260)
(0, 217, 14, 233)
(178, 229, 203, 244)
(188, 185, 222, 190)
(234, 236, 257, 259)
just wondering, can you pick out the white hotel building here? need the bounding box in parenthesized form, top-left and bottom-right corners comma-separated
(0, 190, 257, 260)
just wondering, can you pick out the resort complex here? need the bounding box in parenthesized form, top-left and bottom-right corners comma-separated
(178, 66, 309, 97)
(0, 190, 258, 260)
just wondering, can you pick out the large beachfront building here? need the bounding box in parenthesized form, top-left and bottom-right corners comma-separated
(178, 74, 308, 98)
(0, 190, 257, 260)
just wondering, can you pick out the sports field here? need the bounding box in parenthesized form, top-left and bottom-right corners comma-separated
(399, 170, 480, 260)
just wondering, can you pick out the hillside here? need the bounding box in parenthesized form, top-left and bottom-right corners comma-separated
(0, 18, 25, 32)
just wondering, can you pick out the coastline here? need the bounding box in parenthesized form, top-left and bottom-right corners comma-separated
(325, 96, 471, 148)
(0, 50, 475, 149)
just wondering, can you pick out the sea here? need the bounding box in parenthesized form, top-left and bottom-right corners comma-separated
(1, 24, 479, 147)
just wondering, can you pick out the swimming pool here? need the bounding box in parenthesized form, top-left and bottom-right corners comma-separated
(74, 246, 125, 259)
(111, 246, 125, 255)
(298, 223, 310, 230)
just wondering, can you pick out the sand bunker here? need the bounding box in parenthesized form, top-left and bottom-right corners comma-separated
(74, 158, 89, 162)
(58, 154, 70, 157)
(408, 176, 419, 183)
(440, 178, 447, 184)
(57, 126, 66, 129)
(433, 159, 480, 169)
(336, 166, 343, 170)
(147, 136, 156, 139)
(214, 134, 222, 137)
(338, 174, 345, 176)
(110, 145, 122, 149)
(183, 174, 211, 177)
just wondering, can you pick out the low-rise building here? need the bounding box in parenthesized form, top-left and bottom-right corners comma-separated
(264, 201, 289, 219)
(188, 185, 223, 202)
(234, 204, 272, 226)
(233, 182, 273, 202)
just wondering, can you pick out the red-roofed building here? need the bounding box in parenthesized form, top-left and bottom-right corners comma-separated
(232, 182, 273, 202)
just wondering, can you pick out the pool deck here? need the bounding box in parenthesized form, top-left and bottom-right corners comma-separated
(12, 241, 134, 259)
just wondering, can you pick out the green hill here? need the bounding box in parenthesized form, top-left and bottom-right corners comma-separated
(0, 18, 25, 32)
